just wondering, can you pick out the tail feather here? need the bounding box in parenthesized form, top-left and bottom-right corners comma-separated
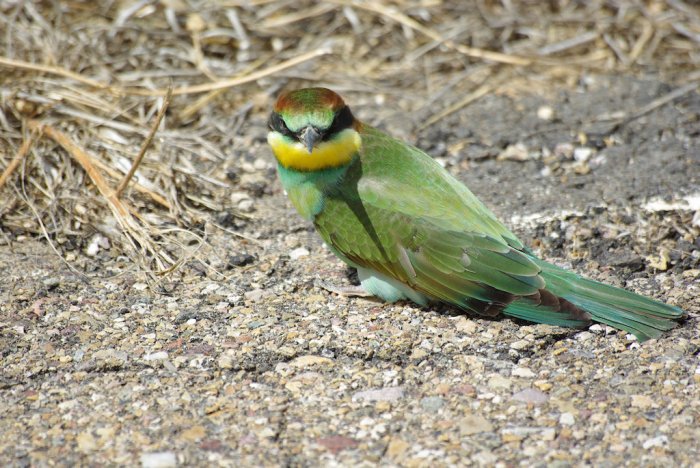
(532, 258, 684, 341)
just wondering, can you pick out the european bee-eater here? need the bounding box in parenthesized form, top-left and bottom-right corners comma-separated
(267, 87, 684, 341)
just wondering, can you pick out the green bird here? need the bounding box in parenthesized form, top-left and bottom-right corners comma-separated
(267, 87, 684, 341)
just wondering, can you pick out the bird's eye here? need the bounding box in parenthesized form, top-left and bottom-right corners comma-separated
(324, 106, 354, 139)
(268, 113, 296, 139)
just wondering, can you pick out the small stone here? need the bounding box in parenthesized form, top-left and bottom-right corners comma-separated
(473, 451, 497, 465)
(512, 388, 549, 405)
(253, 158, 268, 170)
(573, 147, 594, 163)
(554, 143, 574, 159)
(488, 375, 512, 389)
(140, 451, 177, 468)
(631, 394, 654, 409)
(537, 105, 555, 121)
(497, 143, 532, 161)
(386, 438, 410, 459)
(238, 199, 254, 212)
(420, 396, 444, 411)
(77, 431, 97, 452)
(434, 383, 450, 395)
(512, 367, 535, 378)
(534, 380, 553, 392)
(352, 386, 404, 402)
(501, 427, 537, 442)
(289, 355, 334, 368)
(217, 353, 235, 369)
(646, 253, 669, 271)
(576, 331, 595, 341)
(453, 316, 477, 334)
(144, 352, 169, 361)
(228, 253, 256, 267)
(410, 348, 428, 360)
(289, 247, 310, 260)
(458, 414, 493, 435)
(42, 277, 60, 290)
(247, 320, 264, 329)
(86, 234, 110, 256)
(559, 412, 575, 426)
(244, 288, 265, 302)
(317, 435, 358, 454)
(642, 435, 668, 449)
(682, 269, 700, 279)
(180, 425, 206, 442)
(510, 340, 530, 350)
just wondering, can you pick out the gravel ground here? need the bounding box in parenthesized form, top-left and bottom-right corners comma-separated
(2, 72, 700, 467)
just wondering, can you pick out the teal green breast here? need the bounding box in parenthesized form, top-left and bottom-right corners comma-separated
(276, 163, 351, 220)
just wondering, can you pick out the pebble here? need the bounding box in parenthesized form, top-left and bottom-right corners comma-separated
(228, 253, 256, 267)
(140, 452, 177, 468)
(352, 387, 405, 402)
(253, 158, 268, 170)
(244, 288, 266, 302)
(420, 396, 444, 411)
(554, 142, 574, 159)
(488, 375, 512, 389)
(458, 414, 493, 435)
(143, 352, 169, 361)
(42, 277, 60, 289)
(573, 147, 594, 163)
(317, 435, 358, 454)
(86, 234, 110, 256)
(497, 143, 532, 161)
(631, 394, 654, 409)
(512, 388, 549, 405)
(512, 367, 536, 378)
(453, 316, 478, 334)
(510, 339, 530, 350)
(559, 412, 575, 426)
(386, 438, 410, 459)
(289, 247, 310, 260)
(77, 431, 97, 452)
(576, 331, 595, 341)
(289, 355, 334, 368)
(537, 105, 555, 121)
(642, 435, 668, 449)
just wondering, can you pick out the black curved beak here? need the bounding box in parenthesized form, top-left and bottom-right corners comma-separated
(300, 126, 322, 153)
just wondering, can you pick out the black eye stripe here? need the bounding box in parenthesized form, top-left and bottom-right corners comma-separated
(268, 113, 295, 139)
(323, 106, 354, 140)
(268, 106, 354, 141)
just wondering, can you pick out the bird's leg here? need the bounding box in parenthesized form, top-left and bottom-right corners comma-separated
(316, 281, 373, 297)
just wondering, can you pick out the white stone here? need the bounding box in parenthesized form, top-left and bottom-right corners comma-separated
(537, 105, 555, 121)
(559, 412, 575, 426)
(140, 451, 177, 468)
(289, 247, 310, 260)
(144, 352, 169, 361)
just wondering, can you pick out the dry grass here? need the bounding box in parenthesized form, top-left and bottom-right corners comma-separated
(1, 0, 698, 280)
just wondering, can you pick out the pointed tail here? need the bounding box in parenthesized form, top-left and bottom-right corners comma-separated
(529, 258, 684, 341)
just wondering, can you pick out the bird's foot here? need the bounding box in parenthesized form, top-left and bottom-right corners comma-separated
(316, 281, 373, 297)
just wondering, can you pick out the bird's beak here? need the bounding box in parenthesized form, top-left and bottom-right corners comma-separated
(300, 126, 322, 153)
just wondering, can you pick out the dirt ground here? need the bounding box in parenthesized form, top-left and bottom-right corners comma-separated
(2, 1, 700, 467)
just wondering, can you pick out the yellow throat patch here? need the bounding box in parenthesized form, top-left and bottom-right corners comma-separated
(268, 129, 361, 171)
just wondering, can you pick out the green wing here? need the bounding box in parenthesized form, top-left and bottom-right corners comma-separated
(314, 126, 589, 325)
(355, 127, 524, 250)
(314, 126, 683, 338)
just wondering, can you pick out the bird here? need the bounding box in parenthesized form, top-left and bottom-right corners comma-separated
(266, 87, 684, 341)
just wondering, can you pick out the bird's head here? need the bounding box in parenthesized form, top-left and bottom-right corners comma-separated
(267, 88, 361, 171)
